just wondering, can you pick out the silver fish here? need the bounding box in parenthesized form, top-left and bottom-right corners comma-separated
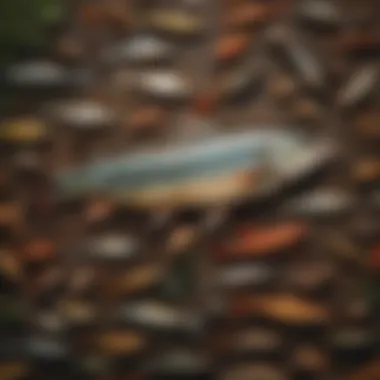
(28, 336, 68, 359)
(119, 300, 204, 331)
(330, 327, 374, 349)
(215, 263, 274, 289)
(296, 0, 343, 29)
(282, 189, 354, 217)
(85, 233, 138, 260)
(337, 65, 379, 108)
(55, 128, 335, 208)
(6, 61, 69, 88)
(33, 310, 67, 333)
(47, 100, 116, 129)
(103, 35, 176, 64)
(137, 71, 193, 100)
(146, 349, 209, 374)
(266, 26, 325, 90)
(220, 364, 287, 380)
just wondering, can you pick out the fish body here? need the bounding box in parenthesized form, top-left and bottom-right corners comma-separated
(267, 26, 325, 89)
(6, 61, 70, 88)
(216, 222, 307, 262)
(119, 301, 203, 332)
(148, 11, 204, 37)
(137, 71, 193, 100)
(48, 100, 116, 129)
(27, 335, 69, 359)
(104, 35, 176, 64)
(84, 233, 138, 260)
(55, 128, 335, 208)
(231, 295, 330, 325)
(0, 118, 48, 144)
(215, 263, 274, 288)
(330, 328, 374, 350)
(282, 189, 354, 217)
(296, 0, 343, 30)
(338, 66, 379, 108)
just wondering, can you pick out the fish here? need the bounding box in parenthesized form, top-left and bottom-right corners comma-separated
(59, 300, 97, 325)
(296, 0, 343, 30)
(95, 330, 147, 356)
(103, 35, 176, 65)
(47, 100, 116, 129)
(266, 26, 325, 90)
(33, 310, 66, 333)
(23, 238, 57, 263)
(137, 71, 193, 100)
(230, 294, 330, 325)
(215, 263, 274, 288)
(84, 233, 138, 260)
(216, 222, 307, 262)
(27, 335, 69, 359)
(330, 327, 374, 350)
(0, 118, 48, 144)
(220, 364, 287, 380)
(146, 349, 209, 374)
(216, 33, 252, 62)
(6, 61, 70, 88)
(55, 128, 335, 209)
(229, 328, 282, 354)
(281, 189, 354, 217)
(118, 300, 204, 332)
(148, 10, 204, 37)
(337, 65, 379, 108)
(109, 263, 164, 295)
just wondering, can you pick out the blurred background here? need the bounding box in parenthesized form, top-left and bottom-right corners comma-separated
(1, 1, 380, 380)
